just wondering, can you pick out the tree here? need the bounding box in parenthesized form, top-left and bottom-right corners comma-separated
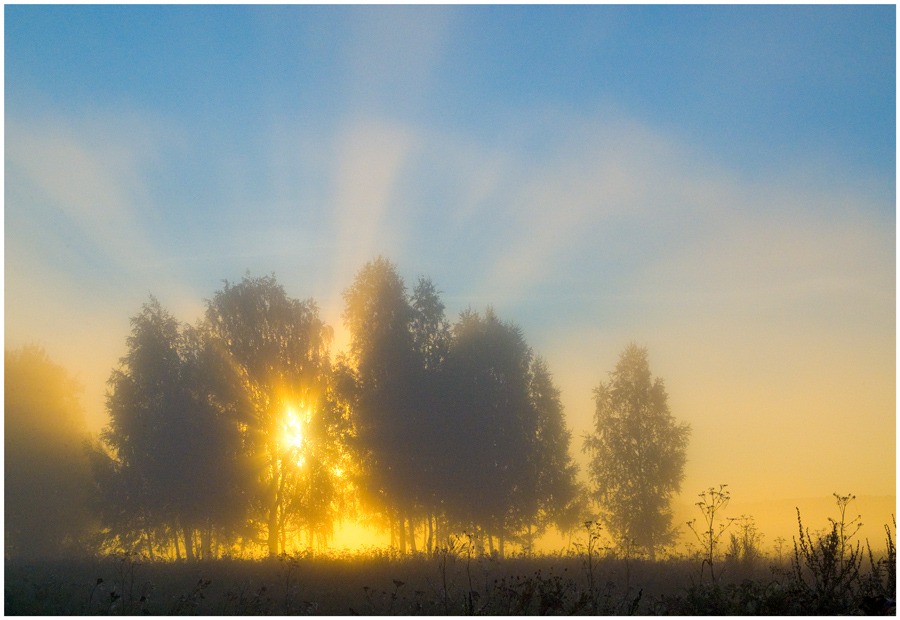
(409, 276, 452, 552)
(443, 307, 537, 553)
(525, 356, 581, 549)
(5, 345, 96, 558)
(176, 323, 254, 557)
(341, 257, 423, 552)
(96, 298, 248, 559)
(416, 305, 584, 557)
(100, 297, 184, 557)
(410, 276, 451, 371)
(204, 273, 339, 556)
(582, 343, 691, 559)
(341, 262, 581, 556)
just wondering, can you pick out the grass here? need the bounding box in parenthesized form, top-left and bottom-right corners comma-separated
(5, 511, 895, 615)
(3, 552, 683, 615)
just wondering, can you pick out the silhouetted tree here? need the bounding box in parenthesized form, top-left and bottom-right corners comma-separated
(204, 274, 338, 556)
(583, 343, 691, 559)
(443, 308, 536, 553)
(98, 299, 182, 557)
(5, 345, 96, 559)
(524, 356, 581, 551)
(409, 276, 452, 550)
(177, 323, 254, 557)
(96, 298, 248, 558)
(342, 257, 424, 552)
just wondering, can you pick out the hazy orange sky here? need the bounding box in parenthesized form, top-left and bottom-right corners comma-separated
(5, 6, 895, 509)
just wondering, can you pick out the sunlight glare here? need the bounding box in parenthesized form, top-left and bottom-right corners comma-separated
(284, 407, 305, 452)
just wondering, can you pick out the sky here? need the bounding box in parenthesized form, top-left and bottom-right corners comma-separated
(5, 5, 896, 509)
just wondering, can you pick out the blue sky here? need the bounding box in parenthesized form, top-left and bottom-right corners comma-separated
(5, 5, 896, 504)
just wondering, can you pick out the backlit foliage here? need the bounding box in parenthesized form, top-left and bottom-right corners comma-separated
(15, 262, 583, 560)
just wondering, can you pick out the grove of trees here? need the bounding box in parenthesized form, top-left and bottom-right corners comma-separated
(6, 258, 690, 561)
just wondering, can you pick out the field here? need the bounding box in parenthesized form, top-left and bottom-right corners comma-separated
(6, 521, 895, 616)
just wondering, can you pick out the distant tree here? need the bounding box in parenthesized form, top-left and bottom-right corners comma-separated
(96, 300, 180, 557)
(341, 257, 423, 552)
(340, 259, 582, 557)
(204, 274, 339, 556)
(409, 276, 452, 551)
(177, 323, 254, 557)
(443, 308, 536, 554)
(5, 345, 96, 559)
(582, 343, 691, 559)
(96, 298, 248, 559)
(525, 356, 581, 549)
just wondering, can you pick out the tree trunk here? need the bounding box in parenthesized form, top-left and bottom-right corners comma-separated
(201, 522, 212, 560)
(267, 458, 280, 557)
(399, 512, 407, 554)
(389, 513, 396, 549)
(434, 516, 441, 551)
(426, 514, 434, 555)
(183, 526, 195, 561)
(173, 526, 181, 561)
(409, 516, 417, 553)
(488, 533, 495, 555)
(267, 510, 279, 556)
(498, 534, 505, 560)
(472, 523, 483, 556)
(144, 526, 155, 560)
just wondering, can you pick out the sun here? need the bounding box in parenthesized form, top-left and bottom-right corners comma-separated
(283, 407, 308, 455)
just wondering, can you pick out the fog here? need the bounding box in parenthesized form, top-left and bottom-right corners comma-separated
(5, 5, 894, 562)
(5, 256, 895, 560)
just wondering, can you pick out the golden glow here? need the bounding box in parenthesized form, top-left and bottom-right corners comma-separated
(284, 408, 304, 449)
(283, 406, 311, 466)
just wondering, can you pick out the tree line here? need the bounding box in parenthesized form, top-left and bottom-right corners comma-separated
(5, 257, 690, 561)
